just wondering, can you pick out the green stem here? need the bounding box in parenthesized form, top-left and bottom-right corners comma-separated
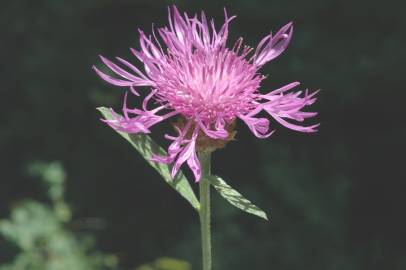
(199, 151, 212, 270)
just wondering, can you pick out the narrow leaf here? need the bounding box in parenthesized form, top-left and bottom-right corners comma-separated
(208, 175, 268, 220)
(97, 107, 200, 211)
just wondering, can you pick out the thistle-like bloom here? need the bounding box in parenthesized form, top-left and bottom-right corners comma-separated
(93, 6, 319, 182)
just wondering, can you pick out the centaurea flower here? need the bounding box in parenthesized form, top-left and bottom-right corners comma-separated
(93, 6, 319, 182)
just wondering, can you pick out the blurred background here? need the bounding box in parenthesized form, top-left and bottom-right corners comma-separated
(1, 0, 405, 269)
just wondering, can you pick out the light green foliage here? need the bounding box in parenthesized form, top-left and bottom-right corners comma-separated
(135, 257, 191, 270)
(28, 162, 65, 201)
(208, 176, 268, 220)
(98, 107, 200, 211)
(0, 161, 118, 270)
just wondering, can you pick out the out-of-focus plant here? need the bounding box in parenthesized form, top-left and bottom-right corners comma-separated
(135, 257, 191, 270)
(0, 161, 118, 270)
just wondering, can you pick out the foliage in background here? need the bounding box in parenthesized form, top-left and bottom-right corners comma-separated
(135, 258, 191, 270)
(0, 162, 118, 270)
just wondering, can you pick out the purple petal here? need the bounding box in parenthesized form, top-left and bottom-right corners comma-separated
(187, 149, 201, 182)
(151, 121, 192, 170)
(197, 119, 229, 139)
(260, 84, 319, 132)
(93, 66, 134, 87)
(171, 139, 195, 179)
(151, 153, 175, 164)
(270, 113, 319, 133)
(99, 56, 144, 83)
(116, 57, 151, 81)
(262, 82, 300, 98)
(254, 22, 293, 66)
(96, 56, 153, 87)
(239, 114, 274, 138)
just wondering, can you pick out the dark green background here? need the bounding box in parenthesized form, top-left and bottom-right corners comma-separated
(1, 0, 405, 269)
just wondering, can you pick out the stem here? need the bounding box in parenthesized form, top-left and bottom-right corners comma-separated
(199, 151, 212, 270)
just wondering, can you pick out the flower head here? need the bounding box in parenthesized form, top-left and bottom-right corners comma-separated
(94, 6, 319, 182)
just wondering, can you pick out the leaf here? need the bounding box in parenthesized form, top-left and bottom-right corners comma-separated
(97, 107, 200, 211)
(208, 175, 268, 220)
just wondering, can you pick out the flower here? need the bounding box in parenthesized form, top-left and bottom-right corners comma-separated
(93, 6, 319, 182)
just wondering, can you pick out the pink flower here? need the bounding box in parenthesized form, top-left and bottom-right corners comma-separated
(93, 6, 319, 182)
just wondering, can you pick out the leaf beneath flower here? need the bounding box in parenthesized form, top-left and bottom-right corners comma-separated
(208, 175, 268, 220)
(97, 107, 200, 211)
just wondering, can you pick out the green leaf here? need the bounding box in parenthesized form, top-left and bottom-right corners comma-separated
(97, 107, 200, 211)
(208, 175, 268, 220)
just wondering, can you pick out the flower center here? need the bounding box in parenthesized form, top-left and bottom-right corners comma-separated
(155, 50, 263, 123)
